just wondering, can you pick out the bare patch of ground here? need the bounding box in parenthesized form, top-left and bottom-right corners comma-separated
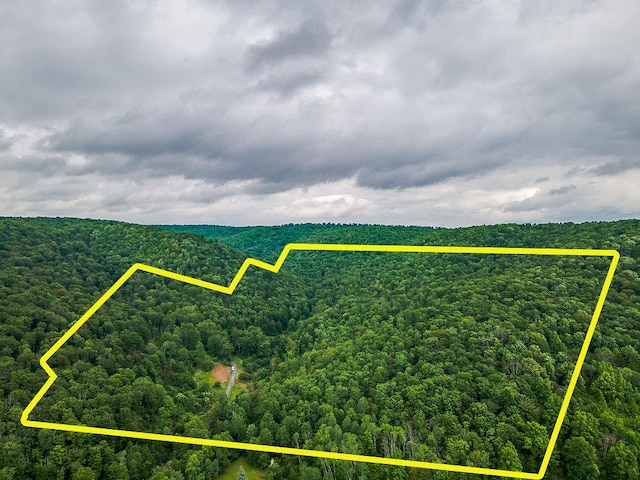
(212, 363, 230, 383)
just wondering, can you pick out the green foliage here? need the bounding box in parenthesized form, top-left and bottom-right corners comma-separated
(604, 442, 639, 480)
(2, 217, 640, 479)
(563, 436, 600, 479)
(499, 441, 522, 471)
(72, 466, 98, 480)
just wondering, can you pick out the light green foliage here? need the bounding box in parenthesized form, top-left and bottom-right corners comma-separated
(604, 442, 639, 480)
(186, 453, 205, 480)
(499, 441, 523, 471)
(0, 468, 16, 480)
(72, 466, 98, 480)
(522, 421, 549, 459)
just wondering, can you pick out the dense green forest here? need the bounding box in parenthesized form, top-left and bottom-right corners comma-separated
(1, 217, 639, 479)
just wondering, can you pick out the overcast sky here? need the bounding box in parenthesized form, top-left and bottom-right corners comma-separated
(1, 0, 639, 227)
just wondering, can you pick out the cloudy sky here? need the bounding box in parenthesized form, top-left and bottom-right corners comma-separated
(1, 0, 639, 227)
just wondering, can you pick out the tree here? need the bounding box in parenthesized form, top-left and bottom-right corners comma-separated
(499, 441, 523, 472)
(604, 442, 639, 480)
(298, 464, 322, 480)
(103, 462, 129, 480)
(49, 444, 68, 478)
(236, 465, 247, 480)
(570, 410, 599, 440)
(185, 453, 205, 480)
(72, 466, 98, 480)
(0, 468, 16, 480)
(522, 421, 548, 459)
(444, 438, 470, 465)
(563, 436, 599, 480)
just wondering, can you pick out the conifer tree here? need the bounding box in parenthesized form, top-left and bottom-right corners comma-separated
(236, 465, 248, 480)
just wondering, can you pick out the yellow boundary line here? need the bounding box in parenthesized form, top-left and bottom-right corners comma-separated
(21, 244, 619, 479)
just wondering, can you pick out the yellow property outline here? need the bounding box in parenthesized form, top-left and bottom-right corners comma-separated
(21, 244, 619, 479)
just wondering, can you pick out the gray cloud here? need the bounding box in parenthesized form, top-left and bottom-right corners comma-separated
(590, 158, 640, 176)
(245, 19, 332, 72)
(254, 69, 323, 96)
(1, 154, 68, 175)
(549, 185, 576, 195)
(0, 130, 12, 152)
(1, 0, 639, 225)
(502, 192, 562, 213)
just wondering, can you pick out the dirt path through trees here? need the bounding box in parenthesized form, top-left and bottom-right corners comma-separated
(226, 359, 237, 397)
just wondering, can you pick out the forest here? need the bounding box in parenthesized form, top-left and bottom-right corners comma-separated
(1, 217, 639, 479)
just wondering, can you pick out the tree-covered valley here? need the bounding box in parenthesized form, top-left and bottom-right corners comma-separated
(1, 218, 639, 479)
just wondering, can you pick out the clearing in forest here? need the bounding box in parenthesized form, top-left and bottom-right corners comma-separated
(211, 362, 247, 391)
(217, 455, 268, 480)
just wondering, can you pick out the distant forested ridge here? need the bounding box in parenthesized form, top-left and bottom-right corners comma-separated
(1, 217, 639, 479)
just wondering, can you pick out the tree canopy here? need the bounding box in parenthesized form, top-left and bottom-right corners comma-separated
(1, 217, 639, 479)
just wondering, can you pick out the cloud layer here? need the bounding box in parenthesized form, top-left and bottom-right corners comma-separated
(1, 0, 639, 226)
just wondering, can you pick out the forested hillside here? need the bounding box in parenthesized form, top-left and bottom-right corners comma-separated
(2, 218, 639, 479)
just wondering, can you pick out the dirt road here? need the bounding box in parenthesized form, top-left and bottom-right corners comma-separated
(225, 359, 237, 397)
